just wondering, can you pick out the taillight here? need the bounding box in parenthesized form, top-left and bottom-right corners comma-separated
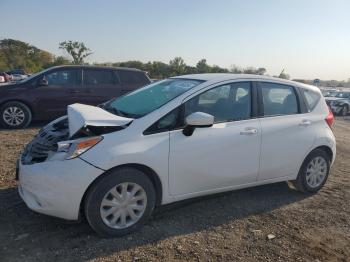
(325, 106, 334, 128)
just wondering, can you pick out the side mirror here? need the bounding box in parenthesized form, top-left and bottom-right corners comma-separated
(183, 112, 214, 136)
(39, 78, 48, 86)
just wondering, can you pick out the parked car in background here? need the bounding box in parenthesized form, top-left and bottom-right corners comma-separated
(17, 74, 336, 237)
(7, 69, 27, 76)
(0, 65, 151, 128)
(0, 76, 5, 83)
(6, 69, 28, 82)
(11, 74, 28, 81)
(0, 72, 12, 82)
(325, 91, 350, 116)
(321, 89, 338, 97)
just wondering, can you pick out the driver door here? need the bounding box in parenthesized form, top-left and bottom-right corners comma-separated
(169, 82, 261, 196)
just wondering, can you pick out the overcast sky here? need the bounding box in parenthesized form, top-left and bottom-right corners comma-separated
(1, 0, 350, 80)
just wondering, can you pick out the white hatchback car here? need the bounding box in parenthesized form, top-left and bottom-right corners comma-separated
(18, 74, 336, 237)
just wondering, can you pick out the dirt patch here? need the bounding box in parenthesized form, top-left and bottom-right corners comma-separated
(0, 120, 349, 261)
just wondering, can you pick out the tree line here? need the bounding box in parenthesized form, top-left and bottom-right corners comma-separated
(0, 39, 276, 79)
(0, 39, 70, 73)
(95, 58, 271, 79)
(1, 38, 348, 87)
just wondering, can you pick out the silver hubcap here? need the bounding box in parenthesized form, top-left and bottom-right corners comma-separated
(306, 156, 328, 188)
(3, 106, 25, 126)
(100, 182, 147, 229)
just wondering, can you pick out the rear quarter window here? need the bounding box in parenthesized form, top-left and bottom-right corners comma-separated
(118, 70, 150, 85)
(302, 89, 320, 111)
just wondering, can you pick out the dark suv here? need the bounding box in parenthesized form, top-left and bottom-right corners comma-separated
(0, 65, 151, 128)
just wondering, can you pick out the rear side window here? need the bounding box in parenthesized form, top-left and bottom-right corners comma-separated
(302, 89, 320, 111)
(83, 69, 117, 85)
(118, 70, 149, 85)
(261, 82, 298, 116)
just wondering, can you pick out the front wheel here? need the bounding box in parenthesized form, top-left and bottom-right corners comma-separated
(0, 101, 32, 129)
(84, 167, 156, 237)
(292, 149, 330, 193)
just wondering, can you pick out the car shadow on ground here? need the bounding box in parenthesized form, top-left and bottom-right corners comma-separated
(0, 182, 311, 261)
(0, 121, 47, 131)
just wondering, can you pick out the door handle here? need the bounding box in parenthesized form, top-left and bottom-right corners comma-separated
(299, 119, 311, 127)
(240, 127, 258, 135)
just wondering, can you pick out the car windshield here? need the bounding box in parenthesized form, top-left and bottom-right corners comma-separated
(103, 78, 204, 118)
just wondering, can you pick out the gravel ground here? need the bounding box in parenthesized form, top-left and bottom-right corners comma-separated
(0, 119, 349, 261)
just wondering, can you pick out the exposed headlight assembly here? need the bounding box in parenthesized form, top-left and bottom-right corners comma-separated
(57, 136, 103, 159)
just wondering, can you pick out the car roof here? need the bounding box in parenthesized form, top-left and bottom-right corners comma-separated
(172, 73, 319, 92)
(47, 65, 144, 72)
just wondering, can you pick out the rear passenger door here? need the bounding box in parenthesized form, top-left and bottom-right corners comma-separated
(118, 70, 150, 95)
(258, 82, 316, 181)
(82, 68, 121, 105)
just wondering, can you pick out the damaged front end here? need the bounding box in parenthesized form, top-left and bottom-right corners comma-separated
(22, 116, 70, 164)
(21, 103, 133, 165)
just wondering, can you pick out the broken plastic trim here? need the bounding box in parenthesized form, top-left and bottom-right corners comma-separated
(21, 117, 130, 165)
(70, 124, 129, 140)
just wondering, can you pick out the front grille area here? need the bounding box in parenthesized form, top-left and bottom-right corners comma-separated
(21, 118, 69, 165)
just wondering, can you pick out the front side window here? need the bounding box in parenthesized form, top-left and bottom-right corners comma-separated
(185, 82, 252, 123)
(44, 69, 78, 86)
(144, 107, 181, 134)
(103, 78, 203, 118)
(261, 82, 298, 116)
(83, 69, 116, 85)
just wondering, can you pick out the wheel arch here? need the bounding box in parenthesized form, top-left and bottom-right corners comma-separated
(313, 145, 333, 163)
(301, 144, 334, 169)
(80, 163, 163, 215)
(295, 144, 334, 179)
(0, 99, 34, 118)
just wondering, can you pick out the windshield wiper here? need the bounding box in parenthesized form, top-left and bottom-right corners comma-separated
(102, 106, 131, 118)
(107, 107, 123, 116)
(102, 103, 143, 119)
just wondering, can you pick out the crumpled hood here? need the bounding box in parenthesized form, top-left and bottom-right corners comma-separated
(67, 103, 133, 137)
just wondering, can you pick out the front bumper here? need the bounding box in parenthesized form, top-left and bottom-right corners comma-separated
(18, 156, 104, 220)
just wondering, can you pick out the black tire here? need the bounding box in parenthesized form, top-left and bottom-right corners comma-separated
(0, 101, 32, 129)
(84, 167, 156, 237)
(341, 105, 349, 116)
(292, 149, 330, 193)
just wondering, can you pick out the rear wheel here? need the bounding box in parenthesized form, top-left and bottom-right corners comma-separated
(292, 149, 330, 193)
(0, 101, 32, 129)
(84, 167, 156, 237)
